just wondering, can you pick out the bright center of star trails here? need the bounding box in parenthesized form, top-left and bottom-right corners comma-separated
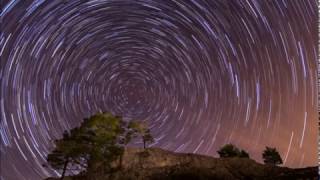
(0, 0, 317, 179)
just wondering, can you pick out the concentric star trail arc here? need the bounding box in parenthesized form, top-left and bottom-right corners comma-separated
(0, 0, 317, 179)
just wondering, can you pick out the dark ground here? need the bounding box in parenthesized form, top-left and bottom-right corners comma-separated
(46, 147, 318, 180)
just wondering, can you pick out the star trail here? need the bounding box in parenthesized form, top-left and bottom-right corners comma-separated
(0, 0, 318, 179)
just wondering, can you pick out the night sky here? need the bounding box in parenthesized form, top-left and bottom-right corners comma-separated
(0, 0, 318, 179)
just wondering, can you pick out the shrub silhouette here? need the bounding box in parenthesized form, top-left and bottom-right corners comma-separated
(217, 144, 249, 158)
(262, 146, 283, 166)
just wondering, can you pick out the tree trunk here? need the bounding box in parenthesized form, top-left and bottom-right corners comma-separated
(87, 159, 95, 179)
(119, 154, 123, 169)
(143, 140, 146, 149)
(60, 158, 69, 180)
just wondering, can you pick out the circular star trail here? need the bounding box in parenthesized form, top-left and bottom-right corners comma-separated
(0, 0, 317, 179)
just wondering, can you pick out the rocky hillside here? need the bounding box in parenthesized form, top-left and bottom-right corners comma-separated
(46, 147, 318, 180)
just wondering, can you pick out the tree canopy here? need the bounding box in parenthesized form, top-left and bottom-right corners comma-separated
(44, 112, 154, 179)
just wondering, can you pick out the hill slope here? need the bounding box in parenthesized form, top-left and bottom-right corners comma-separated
(46, 147, 318, 180)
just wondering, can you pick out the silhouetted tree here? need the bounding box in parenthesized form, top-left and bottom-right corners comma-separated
(45, 113, 157, 179)
(142, 129, 154, 149)
(217, 144, 250, 158)
(45, 112, 135, 178)
(44, 129, 88, 179)
(217, 144, 241, 158)
(262, 146, 283, 166)
(129, 121, 154, 149)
